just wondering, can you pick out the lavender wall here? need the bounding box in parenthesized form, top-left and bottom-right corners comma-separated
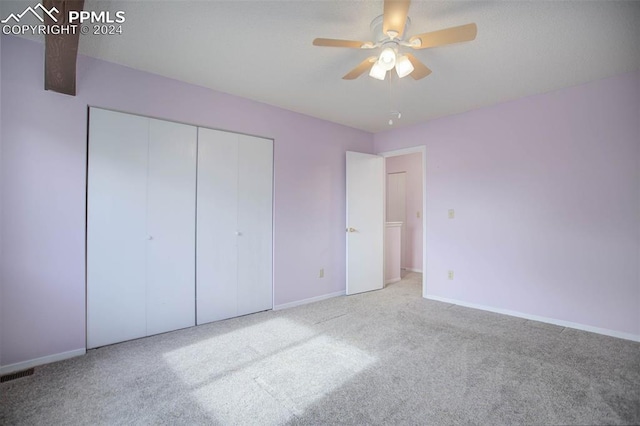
(0, 35, 373, 368)
(386, 153, 423, 271)
(375, 71, 640, 338)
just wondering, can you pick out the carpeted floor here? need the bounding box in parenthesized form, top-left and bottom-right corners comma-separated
(1, 272, 639, 425)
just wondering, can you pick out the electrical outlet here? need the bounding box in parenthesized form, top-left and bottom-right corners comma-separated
(448, 270, 454, 280)
(319, 268, 324, 278)
(448, 209, 455, 219)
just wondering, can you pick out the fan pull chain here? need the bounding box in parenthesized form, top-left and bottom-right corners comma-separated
(388, 71, 401, 125)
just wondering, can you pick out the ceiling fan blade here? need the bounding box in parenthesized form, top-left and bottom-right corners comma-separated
(313, 38, 369, 48)
(383, 0, 411, 39)
(342, 57, 377, 80)
(409, 23, 478, 49)
(406, 54, 432, 80)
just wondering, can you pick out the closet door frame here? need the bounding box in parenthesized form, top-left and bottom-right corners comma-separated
(85, 107, 275, 349)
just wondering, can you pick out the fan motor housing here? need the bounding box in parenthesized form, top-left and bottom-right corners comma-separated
(370, 14, 411, 42)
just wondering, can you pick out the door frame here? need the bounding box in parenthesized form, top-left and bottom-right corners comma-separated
(379, 146, 427, 298)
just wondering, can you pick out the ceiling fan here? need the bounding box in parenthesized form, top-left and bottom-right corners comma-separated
(313, 0, 477, 81)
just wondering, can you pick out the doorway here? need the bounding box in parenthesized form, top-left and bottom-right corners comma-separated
(345, 147, 426, 297)
(381, 147, 426, 297)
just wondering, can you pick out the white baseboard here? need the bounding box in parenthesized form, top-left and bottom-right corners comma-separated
(425, 295, 640, 343)
(0, 348, 86, 375)
(385, 278, 402, 285)
(402, 268, 423, 273)
(274, 290, 345, 311)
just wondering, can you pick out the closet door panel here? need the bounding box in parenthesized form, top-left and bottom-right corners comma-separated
(146, 119, 197, 335)
(196, 128, 239, 324)
(87, 108, 148, 349)
(237, 135, 273, 316)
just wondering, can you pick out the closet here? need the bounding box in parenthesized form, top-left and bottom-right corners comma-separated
(86, 108, 273, 349)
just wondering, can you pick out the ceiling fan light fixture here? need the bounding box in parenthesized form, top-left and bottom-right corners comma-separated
(395, 54, 414, 78)
(369, 61, 387, 80)
(378, 47, 397, 71)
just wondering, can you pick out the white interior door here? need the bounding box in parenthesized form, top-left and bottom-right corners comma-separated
(346, 151, 384, 295)
(237, 135, 273, 316)
(196, 128, 239, 324)
(146, 119, 197, 335)
(87, 109, 148, 349)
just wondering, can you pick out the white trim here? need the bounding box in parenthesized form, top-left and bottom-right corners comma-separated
(379, 147, 424, 158)
(273, 290, 345, 311)
(385, 278, 402, 285)
(403, 268, 423, 273)
(0, 348, 86, 375)
(426, 295, 640, 342)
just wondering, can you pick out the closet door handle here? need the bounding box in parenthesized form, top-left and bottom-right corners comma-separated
(235, 231, 242, 236)
(147, 235, 153, 240)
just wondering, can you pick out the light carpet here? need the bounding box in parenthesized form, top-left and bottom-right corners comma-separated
(1, 272, 639, 425)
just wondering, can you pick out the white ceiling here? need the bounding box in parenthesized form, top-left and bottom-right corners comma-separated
(2, 0, 639, 132)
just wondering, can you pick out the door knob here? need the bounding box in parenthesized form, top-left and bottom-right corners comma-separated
(235, 231, 242, 236)
(347, 227, 357, 233)
(147, 235, 153, 240)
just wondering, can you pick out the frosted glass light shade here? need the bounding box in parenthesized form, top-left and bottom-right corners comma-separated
(378, 47, 396, 71)
(369, 62, 386, 80)
(395, 55, 414, 78)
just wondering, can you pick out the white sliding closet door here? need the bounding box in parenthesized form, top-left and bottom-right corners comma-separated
(196, 128, 239, 324)
(237, 135, 273, 316)
(146, 119, 197, 335)
(196, 129, 273, 324)
(87, 109, 149, 348)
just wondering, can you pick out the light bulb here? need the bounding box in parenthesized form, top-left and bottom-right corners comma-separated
(369, 61, 386, 80)
(395, 55, 414, 78)
(378, 47, 396, 71)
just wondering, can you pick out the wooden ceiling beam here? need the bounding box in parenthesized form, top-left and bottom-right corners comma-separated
(44, 0, 85, 96)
